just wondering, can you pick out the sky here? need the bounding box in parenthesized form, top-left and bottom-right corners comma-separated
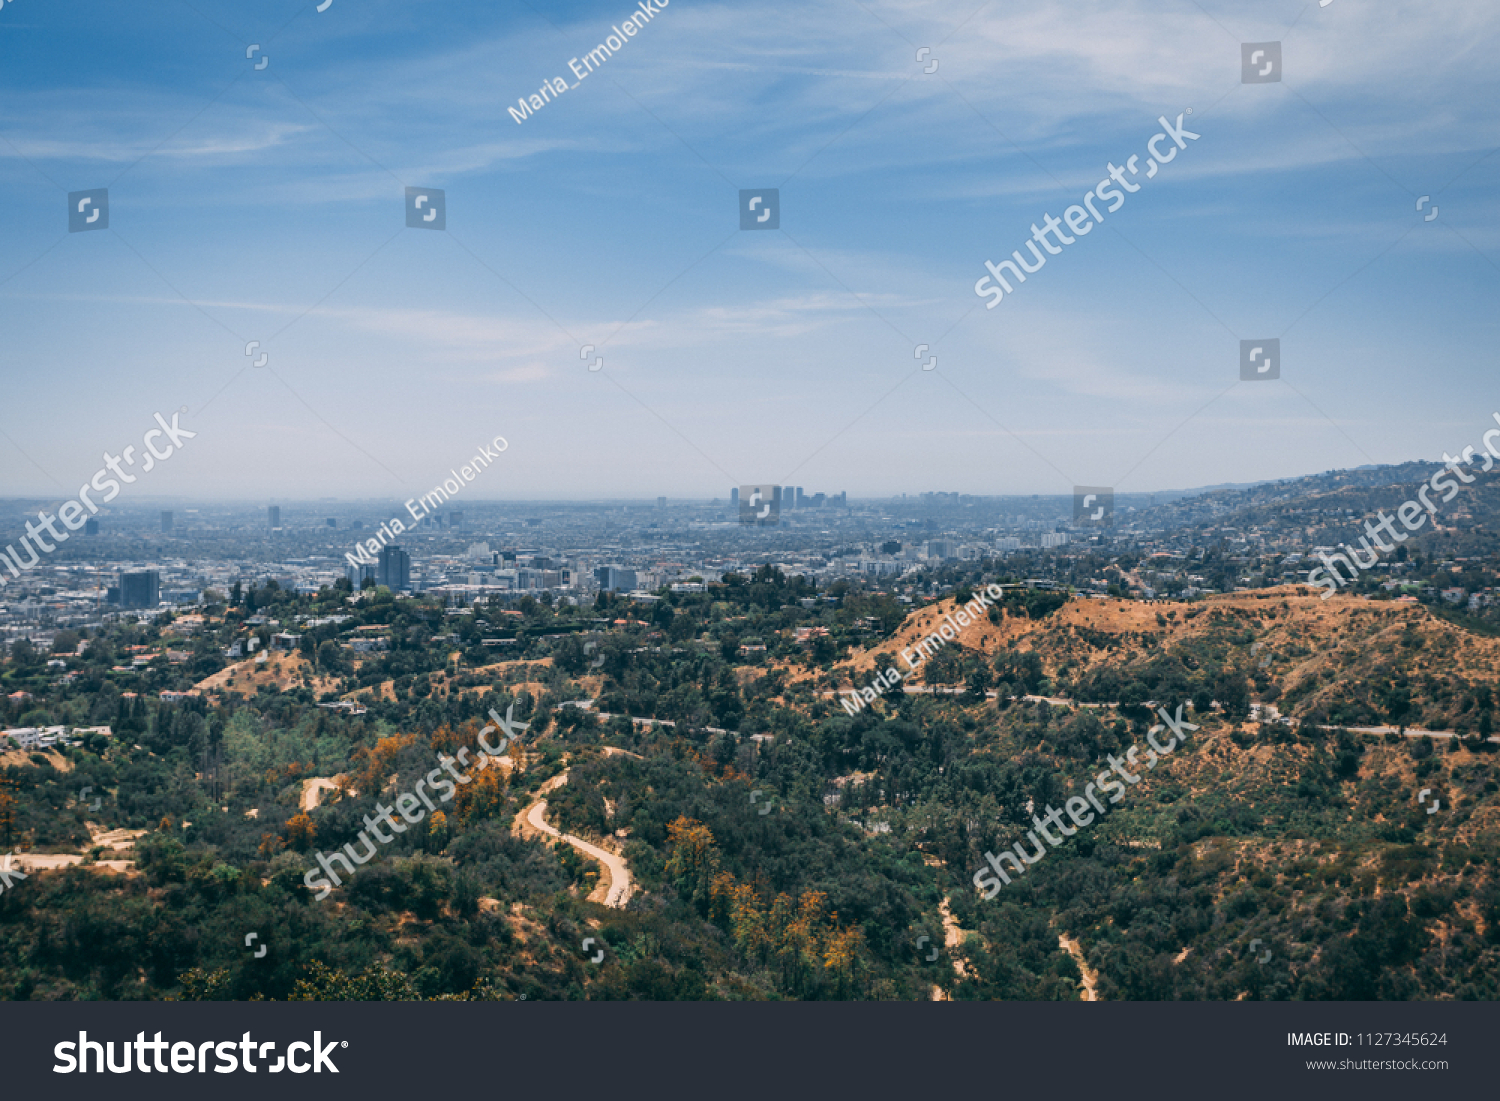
(1, 0, 1498, 503)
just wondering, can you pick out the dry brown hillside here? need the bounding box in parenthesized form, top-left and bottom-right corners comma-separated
(836, 586, 1500, 730)
(193, 651, 341, 698)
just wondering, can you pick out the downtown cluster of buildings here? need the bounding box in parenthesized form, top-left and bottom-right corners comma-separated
(6, 475, 1494, 656)
(0, 495, 1080, 650)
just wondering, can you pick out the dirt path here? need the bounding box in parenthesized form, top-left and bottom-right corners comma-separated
(940, 898, 973, 978)
(514, 770, 633, 908)
(1058, 934, 1100, 1001)
(300, 776, 344, 812)
(917, 852, 976, 1000)
(7, 822, 146, 877)
(929, 896, 977, 1001)
(8, 854, 135, 874)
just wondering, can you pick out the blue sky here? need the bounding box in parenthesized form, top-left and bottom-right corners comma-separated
(2, 0, 1498, 501)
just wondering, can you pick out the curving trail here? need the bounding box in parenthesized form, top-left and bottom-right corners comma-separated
(918, 852, 975, 1000)
(1058, 934, 1100, 1001)
(940, 898, 973, 977)
(514, 762, 634, 908)
(929, 899, 976, 1001)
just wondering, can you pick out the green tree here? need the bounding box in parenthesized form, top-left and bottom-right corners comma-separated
(1385, 685, 1412, 732)
(288, 961, 421, 1001)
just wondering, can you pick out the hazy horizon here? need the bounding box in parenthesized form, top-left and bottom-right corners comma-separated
(0, 456, 1461, 511)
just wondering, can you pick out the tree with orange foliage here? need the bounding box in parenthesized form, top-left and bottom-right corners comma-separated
(710, 871, 765, 953)
(284, 813, 316, 850)
(350, 731, 417, 795)
(684, 825, 867, 997)
(453, 765, 506, 825)
(430, 723, 461, 754)
(822, 926, 865, 990)
(430, 719, 489, 757)
(665, 817, 721, 910)
(427, 810, 448, 851)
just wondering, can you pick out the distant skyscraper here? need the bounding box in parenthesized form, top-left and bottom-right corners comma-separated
(657, 496, 666, 509)
(268, 505, 281, 529)
(160, 511, 173, 534)
(84, 519, 100, 536)
(120, 570, 160, 609)
(730, 487, 739, 507)
(378, 544, 410, 591)
(346, 562, 376, 589)
(326, 518, 337, 528)
(594, 566, 636, 592)
(449, 510, 464, 527)
(740, 485, 780, 525)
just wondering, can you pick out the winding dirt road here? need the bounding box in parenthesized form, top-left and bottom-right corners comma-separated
(514, 763, 634, 908)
